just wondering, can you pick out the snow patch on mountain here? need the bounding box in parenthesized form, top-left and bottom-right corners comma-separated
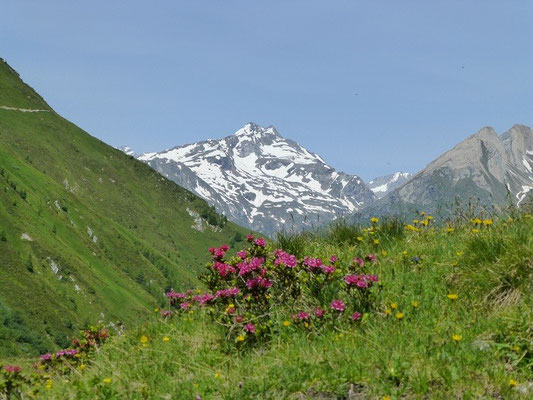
(368, 172, 412, 199)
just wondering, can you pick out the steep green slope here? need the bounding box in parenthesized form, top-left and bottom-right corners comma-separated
(0, 59, 249, 356)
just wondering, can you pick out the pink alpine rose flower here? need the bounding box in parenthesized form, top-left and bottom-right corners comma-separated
(4, 365, 21, 374)
(352, 312, 362, 321)
(244, 323, 256, 333)
(254, 237, 266, 247)
(330, 299, 346, 312)
(297, 311, 310, 320)
(353, 257, 364, 267)
(314, 307, 325, 318)
(366, 254, 377, 263)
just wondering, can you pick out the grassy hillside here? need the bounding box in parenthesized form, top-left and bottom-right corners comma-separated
(0, 59, 249, 357)
(11, 209, 529, 399)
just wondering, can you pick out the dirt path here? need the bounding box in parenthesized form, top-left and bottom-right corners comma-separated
(0, 105, 50, 112)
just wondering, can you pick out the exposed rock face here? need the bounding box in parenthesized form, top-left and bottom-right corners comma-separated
(138, 123, 375, 235)
(363, 124, 533, 216)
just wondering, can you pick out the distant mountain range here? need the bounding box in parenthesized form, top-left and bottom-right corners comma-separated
(138, 123, 375, 235)
(129, 123, 532, 232)
(365, 124, 533, 217)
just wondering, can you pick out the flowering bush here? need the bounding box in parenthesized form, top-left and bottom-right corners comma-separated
(0, 325, 110, 398)
(165, 235, 381, 345)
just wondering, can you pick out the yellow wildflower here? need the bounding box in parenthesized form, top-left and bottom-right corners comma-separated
(452, 334, 462, 342)
(447, 293, 458, 300)
(483, 219, 493, 225)
(381, 250, 388, 256)
(456, 251, 463, 257)
(283, 320, 291, 327)
(163, 336, 170, 342)
(78, 364, 86, 371)
(139, 335, 149, 344)
(373, 239, 380, 245)
(356, 236, 363, 242)
(45, 380, 53, 390)
(103, 378, 112, 384)
(391, 302, 398, 309)
(370, 217, 379, 223)
(236, 335, 245, 342)
(215, 373, 221, 379)
(420, 219, 429, 226)
(304, 322, 309, 328)
(413, 219, 419, 224)
(385, 308, 392, 315)
(420, 211, 426, 216)
(395, 312, 404, 320)
(196, 288, 202, 294)
(509, 379, 518, 387)
(472, 228, 479, 234)
(446, 227, 454, 233)
(513, 345, 520, 352)
(427, 215, 433, 220)
(411, 301, 419, 308)
(154, 307, 159, 313)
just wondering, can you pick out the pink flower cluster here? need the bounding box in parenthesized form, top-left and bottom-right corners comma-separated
(215, 287, 240, 298)
(315, 307, 325, 318)
(297, 311, 310, 320)
(331, 299, 346, 312)
(236, 250, 248, 259)
(345, 274, 378, 288)
(366, 254, 377, 263)
(213, 261, 236, 277)
(244, 323, 256, 333)
(55, 349, 79, 358)
(246, 277, 272, 289)
(303, 257, 336, 275)
(303, 257, 323, 270)
(161, 310, 173, 318)
(193, 293, 215, 305)
(274, 250, 297, 268)
(254, 237, 266, 247)
(3, 365, 21, 374)
(352, 312, 362, 321)
(166, 290, 187, 299)
(353, 257, 364, 267)
(238, 257, 264, 276)
(209, 244, 229, 260)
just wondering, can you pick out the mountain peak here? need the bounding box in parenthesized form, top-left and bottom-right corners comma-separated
(234, 123, 279, 138)
(473, 126, 498, 140)
(139, 123, 374, 235)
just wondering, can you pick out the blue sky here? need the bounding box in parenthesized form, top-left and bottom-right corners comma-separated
(2, 0, 532, 180)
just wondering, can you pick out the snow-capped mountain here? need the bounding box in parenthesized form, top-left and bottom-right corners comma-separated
(368, 172, 412, 199)
(138, 123, 375, 235)
(116, 146, 136, 156)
